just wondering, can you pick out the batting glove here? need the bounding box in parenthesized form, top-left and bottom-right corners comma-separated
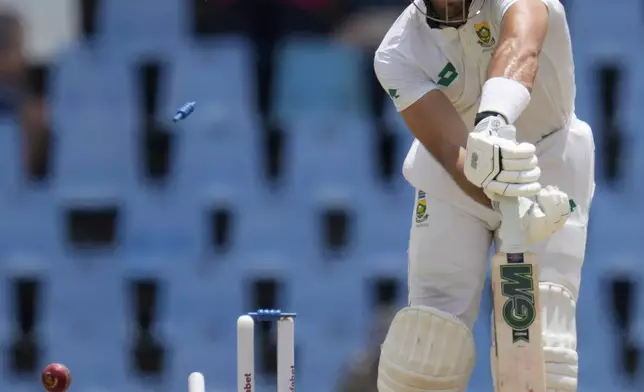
(507, 186, 572, 244)
(464, 116, 541, 199)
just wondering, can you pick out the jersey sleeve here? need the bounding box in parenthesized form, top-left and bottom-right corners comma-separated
(374, 48, 438, 112)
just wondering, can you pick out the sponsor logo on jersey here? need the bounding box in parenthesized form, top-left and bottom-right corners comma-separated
(437, 62, 458, 87)
(415, 190, 428, 225)
(474, 22, 495, 48)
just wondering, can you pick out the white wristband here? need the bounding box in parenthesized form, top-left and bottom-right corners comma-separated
(478, 77, 531, 124)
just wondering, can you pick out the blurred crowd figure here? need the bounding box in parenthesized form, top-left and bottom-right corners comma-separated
(0, 8, 49, 181)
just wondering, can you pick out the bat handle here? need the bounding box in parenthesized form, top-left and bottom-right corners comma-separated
(498, 196, 525, 253)
(495, 122, 526, 253)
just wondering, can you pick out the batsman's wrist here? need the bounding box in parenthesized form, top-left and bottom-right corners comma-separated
(474, 111, 507, 126)
(478, 77, 531, 124)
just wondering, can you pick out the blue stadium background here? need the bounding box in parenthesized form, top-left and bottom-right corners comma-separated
(0, 0, 643, 391)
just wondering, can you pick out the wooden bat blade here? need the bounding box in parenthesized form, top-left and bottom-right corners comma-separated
(491, 250, 546, 392)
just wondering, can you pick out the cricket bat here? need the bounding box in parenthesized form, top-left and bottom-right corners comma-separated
(491, 126, 546, 392)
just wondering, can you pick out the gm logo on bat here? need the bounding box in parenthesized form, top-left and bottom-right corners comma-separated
(500, 261, 536, 343)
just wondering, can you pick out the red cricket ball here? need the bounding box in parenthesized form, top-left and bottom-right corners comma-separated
(41, 363, 71, 392)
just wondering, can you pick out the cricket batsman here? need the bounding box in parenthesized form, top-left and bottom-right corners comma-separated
(374, 0, 594, 391)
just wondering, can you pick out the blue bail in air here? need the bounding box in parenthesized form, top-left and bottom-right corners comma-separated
(173, 101, 196, 122)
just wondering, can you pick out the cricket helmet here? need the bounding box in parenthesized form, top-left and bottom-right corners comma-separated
(413, 0, 485, 25)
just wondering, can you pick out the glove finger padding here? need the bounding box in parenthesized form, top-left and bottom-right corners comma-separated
(496, 167, 541, 184)
(497, 141, 536, 159)
(485, 181, 542, 198)
(501, 155, 538, 171)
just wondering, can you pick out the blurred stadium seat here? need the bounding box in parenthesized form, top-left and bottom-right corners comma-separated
(50, 45, 138, 192)
(123, 189, 203, 257)
(0, 118, 21, 197)
(2, 193, 58, 256)
(271, 37, 370, 122)
(99, 0, 185, 55)
(170, 115, 262, 191)
(162, 36, 257, 119)
(163, 37, 262, 191)
(283, 116, 375, 193)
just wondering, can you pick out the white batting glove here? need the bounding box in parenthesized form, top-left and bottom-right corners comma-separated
(464, 116, 541, 199)
(502, 186, 572, 244)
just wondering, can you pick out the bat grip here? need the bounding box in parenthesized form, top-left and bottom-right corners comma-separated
(495, 122, 526, 253)
(498, 196, 525, 253)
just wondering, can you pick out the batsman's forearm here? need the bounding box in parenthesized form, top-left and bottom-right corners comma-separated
(487, 39, 539, 90)
(487, 0, 548, 89)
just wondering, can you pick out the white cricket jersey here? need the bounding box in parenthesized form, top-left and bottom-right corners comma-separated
(375, 0, 577, 184)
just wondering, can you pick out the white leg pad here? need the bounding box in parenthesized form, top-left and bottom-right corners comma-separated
(491, 282, 578, 392)
(378, 306, 475, 392)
